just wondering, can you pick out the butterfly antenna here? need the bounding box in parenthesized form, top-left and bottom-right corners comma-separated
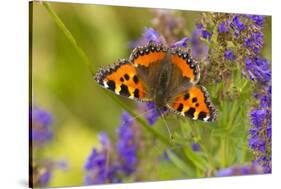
(158, 109, 172, 140)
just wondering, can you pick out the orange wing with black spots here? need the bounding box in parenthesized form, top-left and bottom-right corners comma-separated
(94, 59, 149, 101)
(167, 86, 216, 122)
(169, 48, 200, 84)
(129, 41, 167, 67)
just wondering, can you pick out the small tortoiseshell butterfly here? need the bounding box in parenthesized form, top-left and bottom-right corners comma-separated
(95, 41, 216, 122)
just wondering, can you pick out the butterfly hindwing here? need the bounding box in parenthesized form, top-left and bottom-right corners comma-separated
(169, 47, 200, 84)
(167, 85, 216, 122)
(94, 59, 148, 101)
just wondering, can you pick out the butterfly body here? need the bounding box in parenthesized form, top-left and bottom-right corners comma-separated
(155, 62, 171, 108)
(95, 41, 216, 122)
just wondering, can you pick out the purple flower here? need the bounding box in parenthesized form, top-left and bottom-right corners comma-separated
(117, 112, 137, 175)
(224, 50, 236, 61)
(130, 27, 165, 48)
(99, 132, 110, 146)
(244, 38, 252, 48)
(233, 29, 239, 38)
(250, 109, 267, 128)
(248, 85, 272, 173)
(143, 28, 163, 44)
(216, 164, 263, 177)
(191, 143, 201, 152)
(190, 29, 209, 61)
(201, 30, 212, 40)
(195, 12, 271, 175)
(84, 149, 106, 175)
(194, 23, 212, 40)
(143, 102, 168, 125)
(252, 32, 264, 47)
(253, 155, 271, 173)
(32, 163, 52, 187)
(248, 15, 265, 26)
(265, 108, 272, 140)
(248, 135, 266, 152)
(232, 16, 246, 31)
(144, 102, 160, 125)
(171, 37, 189, 48)
(244, 31, 264, 53)
(259, 89, 271, 108)
(196, 23, 204, 30)
(31, 107, 53, 146)
(218, 21, 229, 33)
(32, 159, 67, 187)
(31, 107, 52, 126)
(84, 133, 120, 184)
(216, 167, 232, 176)
(245, 57, 271, 83)
(39, 170, 51, 186)
(84, 112, 140, 185)
(162, 150, 170, 161)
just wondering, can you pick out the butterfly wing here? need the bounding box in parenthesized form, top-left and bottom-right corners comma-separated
(130, 41, 167, 68)
(167, 85, 216, 122)
(129, 42, 168, 98)
(169, 47, 200, 85)
(94, 59, 149, 101)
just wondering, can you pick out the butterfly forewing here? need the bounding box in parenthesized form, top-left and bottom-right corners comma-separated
(94, 59, 149, 101)
(169, 47, 200, 84)
(130, 42, 167, 68)
(129, 42, 168, 99)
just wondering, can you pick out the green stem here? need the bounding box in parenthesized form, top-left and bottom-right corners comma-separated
(221, 136, 228, 167)
(190, 122, 216, 171)
(105, 92, 172, 146)
(42, 2, 95, 75)
(240, 79, 249, 92)
(42, 2, 172, 147)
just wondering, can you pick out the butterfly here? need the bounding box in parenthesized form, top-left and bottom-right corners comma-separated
(94, 41, 216, 122)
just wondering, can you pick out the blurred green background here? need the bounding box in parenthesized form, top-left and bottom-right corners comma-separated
(30, 2, 271, 187)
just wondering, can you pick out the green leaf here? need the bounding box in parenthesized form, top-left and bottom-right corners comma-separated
(211, 128, 226, 137)
(183, 145, 209, 171)
(165, 149, 193, 176)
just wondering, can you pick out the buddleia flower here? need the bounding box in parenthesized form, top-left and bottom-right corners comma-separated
(245, 57, 271, 83)
(30, 106, 68, 187)
(31, 159, 68, 187)
(218, 21, 230, 33)
(130, 27, 166, 48)
(231, 16, 246, 31)
(196, 13, 271, 173)
(189, 29, 209, 62)
(248, 85, 272, 173)
(224, 50, 236, 61)
(117, 112, 138, 175)
(30, 107, 53, 147)
(84, 112, 140, 184)
(84, 132, 121, 184)
(143, 102, 160, 125)
(191, 143, 201, 152)
(216, 164, 263, 177)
